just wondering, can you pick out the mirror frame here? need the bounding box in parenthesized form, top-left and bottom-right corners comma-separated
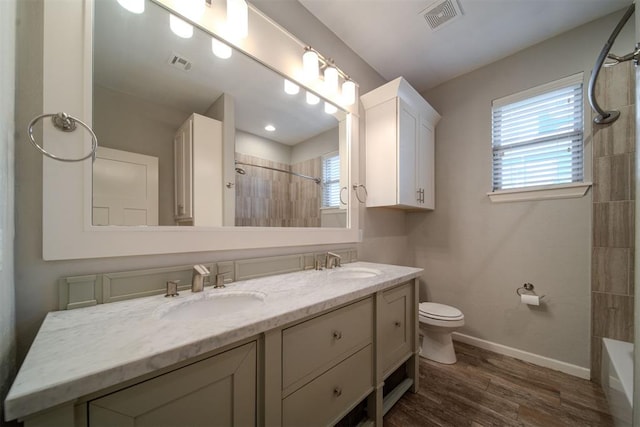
(41, 0, 360, 260)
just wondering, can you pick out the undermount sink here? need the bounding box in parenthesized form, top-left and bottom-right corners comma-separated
(156, 290, 266, 321)
(328, 267, 382, 279)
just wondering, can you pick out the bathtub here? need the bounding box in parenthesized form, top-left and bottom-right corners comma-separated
(601, 338, 633, 427)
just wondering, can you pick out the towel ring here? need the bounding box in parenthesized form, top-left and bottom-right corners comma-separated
(27, 112, 98, 162)
(352, 184, 368, 203)
(339, 186, 347, 205)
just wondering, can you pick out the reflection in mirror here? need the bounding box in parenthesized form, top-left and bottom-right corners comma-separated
(92, 0, 348, 228)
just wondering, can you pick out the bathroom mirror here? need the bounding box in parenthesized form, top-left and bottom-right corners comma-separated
(92, 0, 348, 228)
(41, 0, 360, 260)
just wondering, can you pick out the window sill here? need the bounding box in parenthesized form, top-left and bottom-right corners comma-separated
(487, 182, 592, 203)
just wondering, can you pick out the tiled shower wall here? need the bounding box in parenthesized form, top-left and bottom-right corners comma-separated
(591, 61, 635, 381)
(235, 153, 322, 227)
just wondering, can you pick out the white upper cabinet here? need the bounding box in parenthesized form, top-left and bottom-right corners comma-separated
(361, 77, 440, 210)
(174, 113, 223, 226)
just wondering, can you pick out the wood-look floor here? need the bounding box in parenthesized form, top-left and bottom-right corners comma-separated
(384, 342, 613, 427)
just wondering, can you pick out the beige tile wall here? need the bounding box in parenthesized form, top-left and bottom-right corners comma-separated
(290, 158, 322, 227)
(235, 153, 322, 227)
(591, 61, 635, 381)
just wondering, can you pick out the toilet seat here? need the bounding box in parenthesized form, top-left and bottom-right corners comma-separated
(419, 302, 464, 321)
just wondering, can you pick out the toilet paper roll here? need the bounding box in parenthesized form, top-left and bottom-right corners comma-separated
(521, 294, 540, 306)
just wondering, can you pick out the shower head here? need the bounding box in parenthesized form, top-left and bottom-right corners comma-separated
(235, 167, 246, 175)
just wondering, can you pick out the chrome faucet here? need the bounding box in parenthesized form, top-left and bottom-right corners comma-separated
(191, 264, 210, 293)
(326, 252, 342, 269)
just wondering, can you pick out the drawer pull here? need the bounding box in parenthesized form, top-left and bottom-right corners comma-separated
(394, 321, 402, 327)
(332, 330, 343, 340)
(333, 387, 342, 397)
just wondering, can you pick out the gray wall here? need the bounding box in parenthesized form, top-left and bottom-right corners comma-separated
(250, 0, 410, 265)
(235, 131, 292, 164)
(412, 10, 635, 368)
(0, 0, 16, 421)
(93, 85, 189, 226)
(12, 0, 406, 368)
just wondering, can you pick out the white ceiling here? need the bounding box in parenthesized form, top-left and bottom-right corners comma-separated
(298, 0, 632, 92)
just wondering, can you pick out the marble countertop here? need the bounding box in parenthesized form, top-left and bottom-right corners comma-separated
(5, 262, 422, 421)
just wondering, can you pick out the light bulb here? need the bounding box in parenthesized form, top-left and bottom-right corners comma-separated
(265, 125, 276, 132)
(303, 49, 319, 81)
(284, 79, 300, 95)
(324, 65, 339, 95)
(170, 14, 193, 38)
(117, 0, 144, 14)
(212, 38, 232, 59)
(324, 102, 337, 114)
(227, 0, 248, 40)
(342, 80, 356, 106)
(306, 91, 320, 105)
(181, 0, 205, 21)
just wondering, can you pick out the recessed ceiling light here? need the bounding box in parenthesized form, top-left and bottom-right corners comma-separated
(265, 125, 276, 132)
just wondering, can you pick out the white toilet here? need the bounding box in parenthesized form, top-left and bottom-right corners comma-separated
(418, 302, 465, 364)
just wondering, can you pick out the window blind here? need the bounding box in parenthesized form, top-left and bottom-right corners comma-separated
(322, 152, 340, 208)
(491, 75, 584, 191)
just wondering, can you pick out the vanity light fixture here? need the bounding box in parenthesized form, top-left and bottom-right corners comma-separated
(170, 15, 194, 38)
(211, 38, 232, 59)
(324, 102, 337, 114)
(342, 79, 356, 106)
(265, 125, 276, 132)
(169, 0, 206, 39)
(284, 79, 300, 95)
(302, 46, 356, 106)
(323, 63, 339, 95)
(302, 48, 320, 81)
(117, 0, 144, 14)
(306, 91, 320, 105)
(227, 0, 249, 40)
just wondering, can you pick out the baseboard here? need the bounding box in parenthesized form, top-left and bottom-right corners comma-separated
(452, 332, 591, 380)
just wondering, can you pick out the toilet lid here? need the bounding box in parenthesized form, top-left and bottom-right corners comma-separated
(419, 302, 463, 320)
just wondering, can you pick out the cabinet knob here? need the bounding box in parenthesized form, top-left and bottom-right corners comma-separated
(333, 387, 342, 397)
(394, 321, 402, 327)
(332, 330, 343, 340)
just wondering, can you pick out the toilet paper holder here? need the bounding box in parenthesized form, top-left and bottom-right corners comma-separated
(516, 283, 545, 300)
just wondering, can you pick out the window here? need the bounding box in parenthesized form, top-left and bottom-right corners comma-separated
(321, 152, 340, 208)
(491, 74, 584, 192)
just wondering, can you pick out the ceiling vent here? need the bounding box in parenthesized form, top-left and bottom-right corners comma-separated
(421, 0, 463, 32)
(168, 53, 192, 71)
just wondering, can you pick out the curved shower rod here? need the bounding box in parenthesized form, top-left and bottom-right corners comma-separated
(235, 161, 321, 184)
(589, 3, 635, 124)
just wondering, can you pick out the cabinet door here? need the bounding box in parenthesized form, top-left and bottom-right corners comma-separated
(417, 117, 435, 209)
(379, 283, 414, 376)
(397, 98, 420, 208)
(174, 117, 193, 221)
(89, 342, 256, 427)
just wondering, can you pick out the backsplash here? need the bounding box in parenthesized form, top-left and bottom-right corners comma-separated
(590, 61, 635, 381)
(58, 248, 358, 310)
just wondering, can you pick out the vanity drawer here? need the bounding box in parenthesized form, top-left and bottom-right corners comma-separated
(282, 297, 373, 391)
(282, 344, 373, 427)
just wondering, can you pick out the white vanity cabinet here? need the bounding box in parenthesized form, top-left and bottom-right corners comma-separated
(361, 77, 441, 210)
(89, 341, 256, 427)
(174, 113, 223, 226)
